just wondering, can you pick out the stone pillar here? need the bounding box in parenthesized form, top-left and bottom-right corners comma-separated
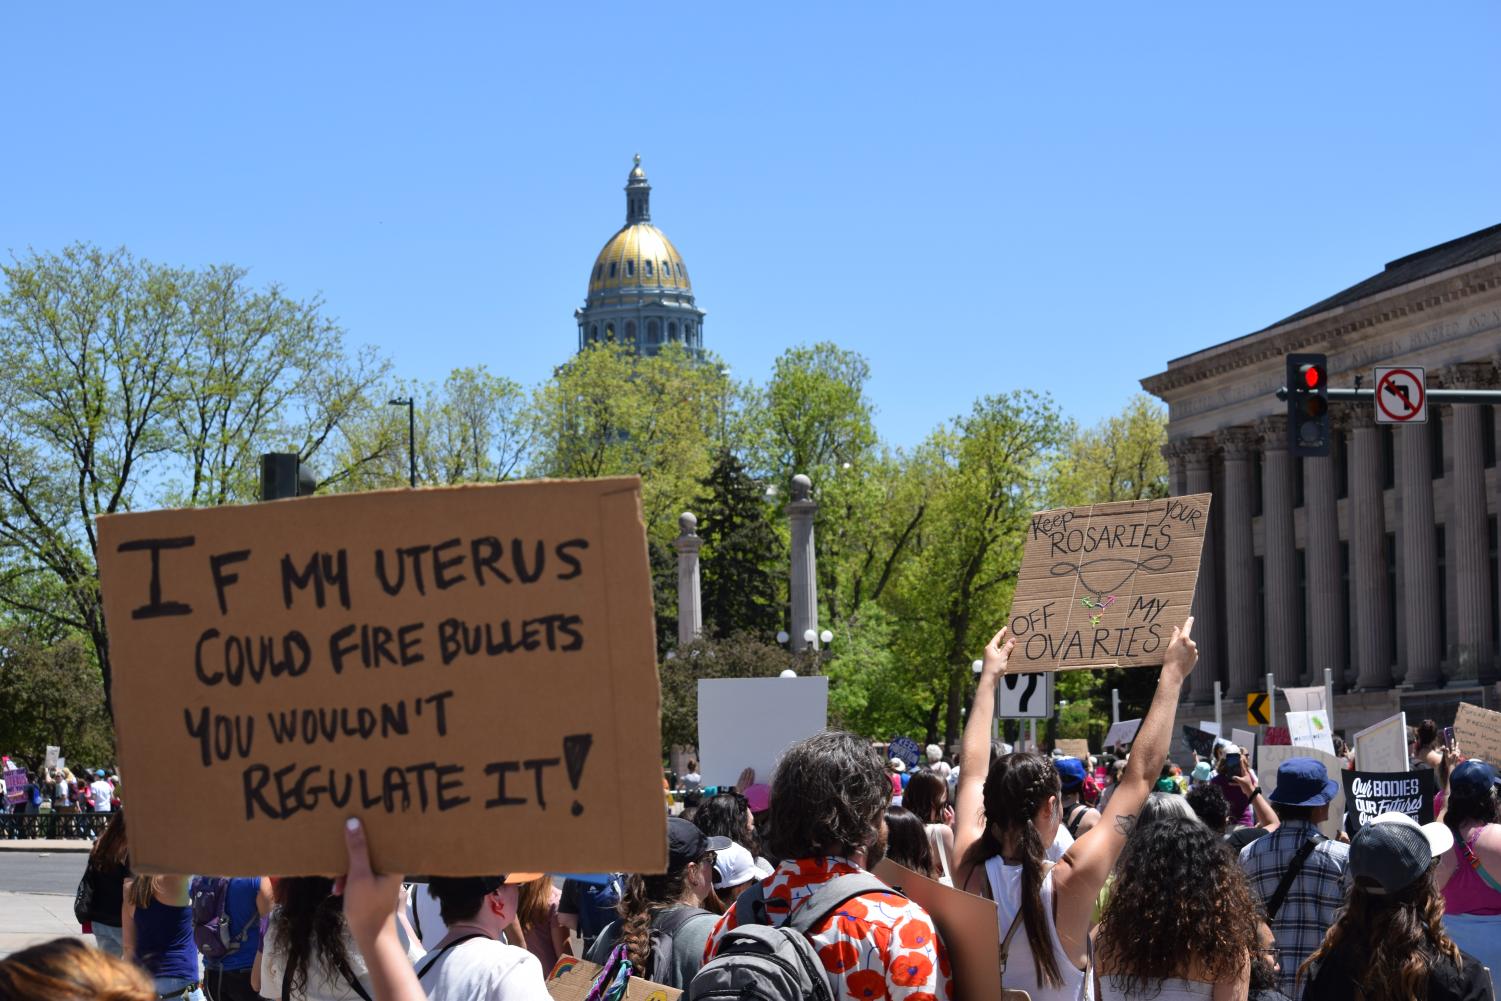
(1177, 440, 1220, 703)
(1303, 412, 1347, 689)
(675, 512, 703, 647)
(788, 474, 820, 651)
(1398, 415, 1443, 688)
(1258, 416, 1303, 686)
(1218, 427, 1262, 696)
(1349, 415, 1393, 689)
(1441, 364, 1498, 681)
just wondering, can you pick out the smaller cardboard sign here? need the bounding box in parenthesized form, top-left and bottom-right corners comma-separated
(1264, 726, 1291, 746)
(546, 956, 681, 1001)
(1342, 769, 1436, 836)
(44, 746, 59, 770)
(888, 736, 923, 769)
(1282, 686, 1327, 713)
(1104, 719, 1142, 749)
(873, 857, 1000, 1001)
(1353, 713, 1408, 773)
(1454, 703, 1501, 765)
(3, 770, 25, 805)
(1056, 738, 1091, 762)
(1257, 745, 1346, 840)
(1181, 725, 1218, 760)
(697, 677, 829, 787)
(1006, 494, 1211, 672)
(1287, 710, 1336, 757)
(1230, 728, 1257, 753)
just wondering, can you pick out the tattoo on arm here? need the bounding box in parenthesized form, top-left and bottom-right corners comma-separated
(1114, 814, 1136, 837)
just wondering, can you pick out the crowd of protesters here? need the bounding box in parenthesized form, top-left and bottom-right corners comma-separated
(2, 757, 121, 838)
(3, 614, 1499, 1000)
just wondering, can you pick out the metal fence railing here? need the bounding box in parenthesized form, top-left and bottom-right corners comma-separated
(0, 811, 113, 840)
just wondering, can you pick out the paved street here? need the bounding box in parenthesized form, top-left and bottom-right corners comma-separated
(0, 850, 93, 957)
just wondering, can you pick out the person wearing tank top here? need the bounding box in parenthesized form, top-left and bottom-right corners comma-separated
(1433, 759, 1501, 977)
(123, 874, 204, 1001)
(952, 618, 1201, 1001)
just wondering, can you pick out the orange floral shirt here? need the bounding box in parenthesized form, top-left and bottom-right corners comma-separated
(703, 856, 952, 1001)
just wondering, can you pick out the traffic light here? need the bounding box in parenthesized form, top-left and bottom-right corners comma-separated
(259, 453, 317, 500)
(1286, 353, 1330, 457)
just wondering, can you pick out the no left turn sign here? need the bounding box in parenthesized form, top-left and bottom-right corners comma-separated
(1374, 367, 1426, 424)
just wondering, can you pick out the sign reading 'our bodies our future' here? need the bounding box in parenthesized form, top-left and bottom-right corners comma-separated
(1006, 494, 1211, 671)
(96, 478, 665, 877)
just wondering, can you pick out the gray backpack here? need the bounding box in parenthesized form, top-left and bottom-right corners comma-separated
(686, 872, 895, 1001)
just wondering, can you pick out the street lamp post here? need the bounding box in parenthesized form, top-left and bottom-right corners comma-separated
(388, 398, 416, 488)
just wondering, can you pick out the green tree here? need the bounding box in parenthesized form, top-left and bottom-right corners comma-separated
(753, 342, 877, 482)
(692, 451, 783, 642)
(0, 621, 116, 769)
(657, 634, 797, 750)
(0, 244, 383, 710)
(1052, 394, 1169, 505)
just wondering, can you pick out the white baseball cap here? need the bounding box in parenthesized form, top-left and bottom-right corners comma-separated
(712, 841, 773, 890)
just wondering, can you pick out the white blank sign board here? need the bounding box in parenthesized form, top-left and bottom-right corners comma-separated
(697, 677, 829, 788)
(1354, 713, 1408, 773)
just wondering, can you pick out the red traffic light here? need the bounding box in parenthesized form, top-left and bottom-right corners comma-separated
(1301, 364, 1322, 389)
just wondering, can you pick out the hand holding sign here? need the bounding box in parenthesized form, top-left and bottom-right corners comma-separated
(979, 627, 1017, 680)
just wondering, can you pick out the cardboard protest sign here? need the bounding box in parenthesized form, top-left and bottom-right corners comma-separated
(546, 956, 681, 1001)
(96, 478, 665, 877)
(888, 736, 923, 770)
(1257, 745, 1345, 839)
(873, 858, 1001, 1000)
(1104, 718, 1141, 749)
(44, 746, 59, 770)
(1287, 710, 1336, 757)
(1342, 769, 1436, 837)
(1006, 494, 1210, 671)
(1353, 713, 1408, 773)
(696, 677, 828, 788)
(1057, 738, 1091, 761)
(1454, 703, 1501, 765)
(1231, 728, 1257, 754)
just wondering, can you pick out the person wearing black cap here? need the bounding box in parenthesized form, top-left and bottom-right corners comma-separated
(1301, 812, 1492, 1001)
(585, 817, 728, 988)
(1237, 756, 1350, 998)
(416, 873, 549, 1000)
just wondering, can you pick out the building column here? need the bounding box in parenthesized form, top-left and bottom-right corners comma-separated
(1171, 440, 1218, 703)
(1303, 412, 1347, 690)
(787, 474, 820, 651)
(1398, 412, 1443, 688)
(1258, 416, 1303, 687)
(1218, 427, 1261, 696)
(1441, 363, 1498, 681)
(1349, 414, 1393, 689)
(675, 512, 703, 646)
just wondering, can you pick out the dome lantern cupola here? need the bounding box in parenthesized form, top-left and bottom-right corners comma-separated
(625, 154, 651, 224)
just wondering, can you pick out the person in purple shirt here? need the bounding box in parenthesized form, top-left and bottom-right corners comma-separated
(1210, 748, 1259, 828)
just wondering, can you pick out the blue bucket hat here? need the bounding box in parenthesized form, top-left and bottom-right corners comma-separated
(1268, 757, 1338, 807)
(1055, 757, 1086, 791)
(1449, 760, 1501, 802)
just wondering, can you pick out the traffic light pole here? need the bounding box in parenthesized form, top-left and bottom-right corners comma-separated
(1277, 386, 1501, 405)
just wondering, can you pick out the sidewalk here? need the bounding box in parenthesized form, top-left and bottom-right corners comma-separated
(0, 892, 90, 958)
(0, 839, 91, 853)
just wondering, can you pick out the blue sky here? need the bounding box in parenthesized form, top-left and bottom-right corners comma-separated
(3, 3, 1498, 447)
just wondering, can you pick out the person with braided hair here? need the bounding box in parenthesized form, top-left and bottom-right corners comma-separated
(953, 616, 1199, 1001)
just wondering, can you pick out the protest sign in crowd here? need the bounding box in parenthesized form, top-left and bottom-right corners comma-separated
(1, 487, 1498, 1001)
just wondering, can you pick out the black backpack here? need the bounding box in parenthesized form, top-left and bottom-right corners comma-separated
(686, 872, 894, 1001)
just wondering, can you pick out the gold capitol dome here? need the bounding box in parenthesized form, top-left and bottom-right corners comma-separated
(575, 154, 705, 356)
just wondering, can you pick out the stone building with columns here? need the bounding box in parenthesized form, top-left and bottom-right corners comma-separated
(1142, 223, 1501, 732)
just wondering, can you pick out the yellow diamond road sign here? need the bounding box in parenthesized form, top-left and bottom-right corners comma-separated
(1247, 692, 1270, 726)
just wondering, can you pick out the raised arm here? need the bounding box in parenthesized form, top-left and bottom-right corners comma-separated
(954, 628, 1014, 875)
(339, 818, 428, 1001)
(1231, 760, 1279, 830)
(1053, 618, 1197, 929)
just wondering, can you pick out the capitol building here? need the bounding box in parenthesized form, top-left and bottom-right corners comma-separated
(575, 156, 705, 357)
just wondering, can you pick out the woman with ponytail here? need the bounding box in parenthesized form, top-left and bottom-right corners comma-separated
(585, 817, 724, 988)
(953, 617, 1199, 1000)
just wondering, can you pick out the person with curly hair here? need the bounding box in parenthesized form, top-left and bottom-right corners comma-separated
(0, 938, 153, 1001)
(1094, 813, 1258, 999)
(587, 817, 725, 988)
(954, 618, 1200, 1001)
(1301, 812, 1492, 1001)
(692, 791, 758, 859)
